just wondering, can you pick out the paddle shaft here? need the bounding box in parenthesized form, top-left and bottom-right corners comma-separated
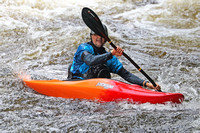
(102, 34, 157, 87)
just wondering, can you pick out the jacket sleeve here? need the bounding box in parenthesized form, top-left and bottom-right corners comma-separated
(117, 67, 144, 86)
(81, 51, 113, 66)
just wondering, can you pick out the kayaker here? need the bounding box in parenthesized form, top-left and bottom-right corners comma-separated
(68, 24, 161, 91)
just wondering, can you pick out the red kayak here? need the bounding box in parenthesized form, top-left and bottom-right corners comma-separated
(23, 78, 184, 104)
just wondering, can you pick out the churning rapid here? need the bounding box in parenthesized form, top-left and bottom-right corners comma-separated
(0, 0, 199, 132)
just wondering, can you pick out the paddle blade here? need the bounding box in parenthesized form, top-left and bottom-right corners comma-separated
(82, 7, 107, 39)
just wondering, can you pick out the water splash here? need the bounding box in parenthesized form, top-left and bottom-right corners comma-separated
(0, 0, 199, 132)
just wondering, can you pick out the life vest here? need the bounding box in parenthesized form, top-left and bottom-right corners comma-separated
(69, 42, 122, 79)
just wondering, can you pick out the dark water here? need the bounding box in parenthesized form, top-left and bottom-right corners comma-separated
(0, 0, 199, 132)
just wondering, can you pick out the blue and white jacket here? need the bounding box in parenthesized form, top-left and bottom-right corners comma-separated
(69, 42, 144, 86)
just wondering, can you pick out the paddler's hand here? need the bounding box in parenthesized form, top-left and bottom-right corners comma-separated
(145, 82, 161, 91)
(111, 46, 123, 56)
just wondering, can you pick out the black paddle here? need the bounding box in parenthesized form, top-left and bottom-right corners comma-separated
(82, 7, 161, 92)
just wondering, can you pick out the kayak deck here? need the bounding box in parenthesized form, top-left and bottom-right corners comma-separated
(23, 78, 184, 104)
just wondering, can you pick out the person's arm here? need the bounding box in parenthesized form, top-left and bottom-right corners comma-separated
(82, 45, 124, 66)
(81, 51, 113, 66)
(118, 67, 161, 91)
(117, 67, 144, 86)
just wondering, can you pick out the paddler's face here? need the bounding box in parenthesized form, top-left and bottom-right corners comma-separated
(91, 34, 106, 47)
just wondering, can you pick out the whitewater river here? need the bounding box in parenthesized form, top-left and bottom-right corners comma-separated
(0, 0, 199, 132)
